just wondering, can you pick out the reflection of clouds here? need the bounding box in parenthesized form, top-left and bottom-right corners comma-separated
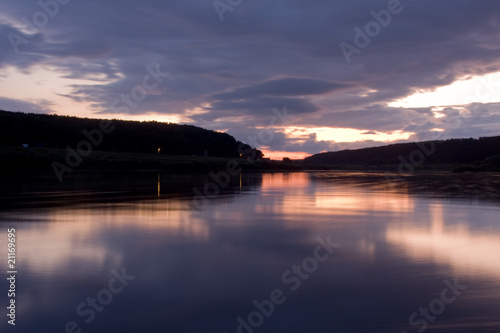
(6, 171, 500, 333)
(252, 173, 416, 232)
(12, 172, 500, 285)
(386, 203, 500, 278)
(16, 199, 210, 276)
(257, 173, 415, 220)
(314, 189, 414, 214)
(18, 211, 121, 276)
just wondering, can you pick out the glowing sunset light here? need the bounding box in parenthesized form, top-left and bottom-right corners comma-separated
(389, 71, 500, 109)
(284, 127, 413, 143)
(261, 150, 309, 160)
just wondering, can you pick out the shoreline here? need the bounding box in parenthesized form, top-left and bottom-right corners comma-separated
(1, 146, 499, 174)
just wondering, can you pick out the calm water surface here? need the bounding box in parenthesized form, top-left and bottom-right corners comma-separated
(0, 171, 499, 332)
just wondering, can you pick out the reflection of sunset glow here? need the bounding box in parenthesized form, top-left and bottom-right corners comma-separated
(15, 199, 209, 275)
(386, 203, 500, 278)
(261, 172, 310, 190)
(257, 173, 415, 222)
(11, 171, 500, 290)
(314, 190, 414, 214)
(18, 215, 122, 275)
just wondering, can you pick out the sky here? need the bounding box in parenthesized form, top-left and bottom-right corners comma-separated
(0, 0, 499, 159)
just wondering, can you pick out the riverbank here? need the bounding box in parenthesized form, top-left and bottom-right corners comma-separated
(2, 146, 499, 177)
(0, 146, 329, 174)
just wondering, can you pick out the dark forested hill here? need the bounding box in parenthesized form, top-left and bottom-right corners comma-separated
(0, 110, 260, 158)
(303, 136, 500, 170)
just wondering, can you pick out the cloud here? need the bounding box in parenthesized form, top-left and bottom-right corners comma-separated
(212, 78, 350, 100)
(204, 97, 320, 117)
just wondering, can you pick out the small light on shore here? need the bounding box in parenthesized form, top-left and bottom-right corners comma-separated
(157, 147, 161, 155)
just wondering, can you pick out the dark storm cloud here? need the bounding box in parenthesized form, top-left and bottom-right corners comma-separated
(205, 77, 350, 118)
(0, 23, 44, 67)
(0, 0, 499, 154)
(319, 105, 435, 132)
(206, 97, 320, 116)
(212, 78, 350, 100)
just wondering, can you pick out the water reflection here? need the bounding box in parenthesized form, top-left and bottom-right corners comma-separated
(386, 202, 500, 279)
(0, 171, 499, 332)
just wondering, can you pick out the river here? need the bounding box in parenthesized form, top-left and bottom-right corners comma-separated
(1, 171, 499, 332)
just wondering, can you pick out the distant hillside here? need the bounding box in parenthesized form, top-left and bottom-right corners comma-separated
(0, 110, 260, 158)
(303, 136, 500, 171)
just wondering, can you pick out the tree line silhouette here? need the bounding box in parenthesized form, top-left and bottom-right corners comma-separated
(304, 135, 500, 170)
(0, 110, 262, 159)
